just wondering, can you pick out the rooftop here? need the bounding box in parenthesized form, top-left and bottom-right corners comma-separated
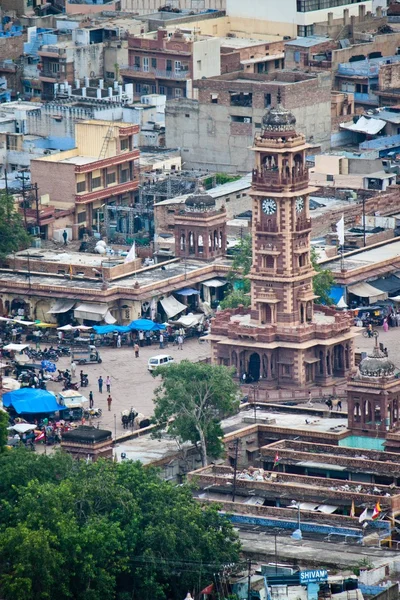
(114, 433, 192, 464)
(14, 249, 109, 268)
(221, 408, 348, 437)
(220, 37, 270, 49)
(323, 238, 400, 274)
(285, 36, 332, 48)
(154, 174, 251, 206)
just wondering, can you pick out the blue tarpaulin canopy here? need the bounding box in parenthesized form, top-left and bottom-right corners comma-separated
(93, 320, 165, 334)
(176, 288, 200, 296)
(128, 319, 165, 331)
(2, 388, 68, 414)
(93, 324, 131, 334)
(329, 285, 346, 305)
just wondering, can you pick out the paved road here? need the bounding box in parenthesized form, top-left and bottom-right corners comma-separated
(47, 338, 211, 437)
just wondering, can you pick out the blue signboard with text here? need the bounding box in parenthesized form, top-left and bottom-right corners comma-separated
(300, 570, 328, 584)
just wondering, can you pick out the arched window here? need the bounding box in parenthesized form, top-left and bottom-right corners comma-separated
(189, 231, 195, 254)
(180, 232, 185, 251)
(198, 234, 204, 254)
(353, 402, 361, 422)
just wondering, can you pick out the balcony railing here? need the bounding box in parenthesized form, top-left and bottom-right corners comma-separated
(252, 168, 309, 193)
(296, 217, 312, 232)
(39, 70, 65, 80)
(120, 64, 190, 80)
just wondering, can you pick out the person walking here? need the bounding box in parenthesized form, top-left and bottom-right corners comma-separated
(70, 360, 77, 379)
(337, 400, 342, 412)
(98, 376, 103, 394)
(307, 391, 313, 406)
(62, 229, 68, 246)
(177, 334, 183, 350)
(383, 318, 389, 333)
(117, 334, 122, 348)
(107, 394, 112, 411)
(89, 390, 94, 409)
(105, 375, 111, 393)
(139, 330, 144, 347)
(134, 343, 139, 358)
(159, 332, 164, 349)
(145, 330, 151, 346)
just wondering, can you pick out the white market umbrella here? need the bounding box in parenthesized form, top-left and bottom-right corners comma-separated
(2, 377, 21, 391)
(57, 324, 76, 331)
(7, 423, 36, 434)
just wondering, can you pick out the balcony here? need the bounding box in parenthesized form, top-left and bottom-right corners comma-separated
(295, 217, 311, 232)
(38, 46, 67, 58)
(75, 179, 139, 204)
(0, 61, 17, 72)
(120, 64, 190, 80)
(39, 70, 66, 82)
(252, 168, 309, 193)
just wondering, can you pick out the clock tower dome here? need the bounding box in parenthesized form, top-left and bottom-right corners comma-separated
(250, 96, 316, 327)
(209, 96, 356, 389)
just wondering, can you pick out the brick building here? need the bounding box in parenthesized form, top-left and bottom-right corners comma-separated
(120, 28, 221, 100)
(208, 100, 356, 388)
(165, 71, 332, 173)
(30, 120, 140, 236)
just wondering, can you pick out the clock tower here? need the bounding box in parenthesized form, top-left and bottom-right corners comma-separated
(209, 98, 357, 389)
(250, 98, 316, 328)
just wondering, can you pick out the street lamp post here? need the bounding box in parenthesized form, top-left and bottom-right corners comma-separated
(291, 500, 302, 541)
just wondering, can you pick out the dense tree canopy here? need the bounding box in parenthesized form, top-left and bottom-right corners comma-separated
(0, 191, 30, 258)
(221, 235, 252, 309)
(310, 247, 335, 306)
(0, 450, 240, 600)
(153, 361, 239, 466)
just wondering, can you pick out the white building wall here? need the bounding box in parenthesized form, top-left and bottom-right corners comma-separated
(192, 37, 221, 79)
(298, 2, 373, 26)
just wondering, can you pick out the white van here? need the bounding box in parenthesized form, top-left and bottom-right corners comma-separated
(147, 354, 175, 371)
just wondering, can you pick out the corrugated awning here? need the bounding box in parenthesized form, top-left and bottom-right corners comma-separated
(340, 116, 386, 135)
(317, 504, 339, 514)
(74, 303, 109, 322)
(202, 279, 227, 288)
(369, 275, 400, 295)
(298, 502, 319, 511)
(348, 282, 388, 301)
(160, 296, 187, 319)
(47, 299, 75, 314)
(297, 461, 347, 471)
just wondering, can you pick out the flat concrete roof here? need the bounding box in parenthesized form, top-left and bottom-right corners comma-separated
(114, 434, 192, 465)
(221, 409, 348, 436)
(155, 173, 251, 206)
(325, 238, 400, 273)
(285, 36, 332, 48)
(15, 249, 109, 268)
(58, 155, 97, 166)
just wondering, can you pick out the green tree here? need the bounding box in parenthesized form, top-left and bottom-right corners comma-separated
(0, 453, 240, 600)
(0, 191, 30, 258)
(0, 409, 8, 453)
(153, 361, 239, 466)
(222, 234, 252, 309)
(310, 247, 335, 305)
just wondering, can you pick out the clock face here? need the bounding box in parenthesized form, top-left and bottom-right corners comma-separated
(262, 198, 277, 215)
(296, 197, 305, 213)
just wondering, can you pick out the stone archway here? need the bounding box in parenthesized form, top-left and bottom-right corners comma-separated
(248, 352, 261, 382)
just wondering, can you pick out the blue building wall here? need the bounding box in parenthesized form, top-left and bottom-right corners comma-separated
(32, 136, 75, 151)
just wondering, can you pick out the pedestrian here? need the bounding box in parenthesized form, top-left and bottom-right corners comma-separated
(117, 334, 122, 348)
(337, 400, 342, 412)
(145, 330, 151, 346)
(383, 318, 389, 333)
(58, 330, 63, 343)
(134, 343, 139, 358)
(80, 370, 84, 386)
(177, 334, 183, 350)
(159, 332, 164, 349)
(70, 360, 76, 378)
(89, 390, 94, 409)
(107, 394, 112, 411)
(139, 330, 144, 347)
(98, 375, 103, 393)
(105, 375, 111, 393)
(307, 391, 313, 406)
(62, 229, 68, 246)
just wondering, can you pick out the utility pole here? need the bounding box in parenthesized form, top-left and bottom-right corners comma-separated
(362, 196, 366, 247)
(232, 438, 239, 502)
(33, 183, 40, 230)
(247, 559, 252, 600)
(17, 169, 29, 228)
